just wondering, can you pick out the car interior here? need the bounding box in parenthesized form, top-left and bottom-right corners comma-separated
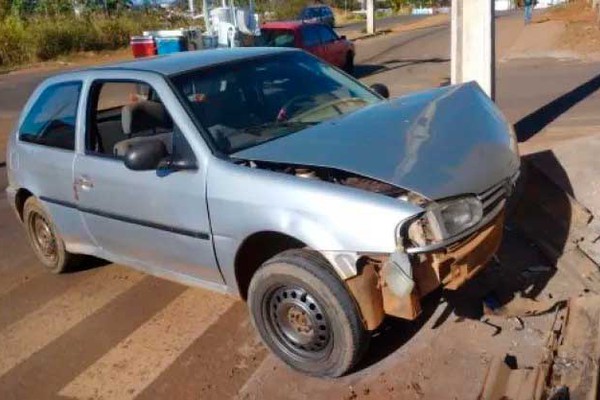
(87, 82, 175, 158)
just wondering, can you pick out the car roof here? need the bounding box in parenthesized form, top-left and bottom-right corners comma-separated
(85, 47, 296, 76)
(304, 4, 330, 9)
(261, 20, 305, 30)
(262, 20, 330, 30)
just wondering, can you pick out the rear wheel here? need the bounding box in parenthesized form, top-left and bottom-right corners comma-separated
(23, 197, 78, 274)
(344, 53, 355, 75)
(248, 249, 368, 377)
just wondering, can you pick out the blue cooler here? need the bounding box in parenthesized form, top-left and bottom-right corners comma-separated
(155, 36, 186, 55)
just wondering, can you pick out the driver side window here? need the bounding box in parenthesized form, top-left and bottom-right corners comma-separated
(19, 81, 82, 151)
(86, 80, 193, 162)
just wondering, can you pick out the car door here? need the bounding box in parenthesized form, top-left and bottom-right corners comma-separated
(301, 24, 325, 60)
(73, 74, 223, 285)
(15, 79, 95, 252)
(317, 25, 345, 68)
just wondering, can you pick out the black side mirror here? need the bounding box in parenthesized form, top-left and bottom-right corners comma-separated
(340, 35, 347, 40)
(370, 83, 390, 99)
(124, 140, 168, 171)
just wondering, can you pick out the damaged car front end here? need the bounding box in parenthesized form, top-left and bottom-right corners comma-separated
(230, 76, 520, 332)
(346, 176, 516, 330)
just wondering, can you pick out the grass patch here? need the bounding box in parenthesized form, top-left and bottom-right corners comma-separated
(0, 12, 185, 69)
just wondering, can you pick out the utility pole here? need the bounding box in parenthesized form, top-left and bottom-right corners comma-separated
(451, 0, 496, 99)
(366, 0, 375, 35)
(189, 0, 195, 15)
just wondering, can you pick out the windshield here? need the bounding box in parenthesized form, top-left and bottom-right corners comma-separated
(170, 52, 381, 154)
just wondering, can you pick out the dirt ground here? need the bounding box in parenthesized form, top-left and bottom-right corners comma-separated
(537, 0, 600, 55)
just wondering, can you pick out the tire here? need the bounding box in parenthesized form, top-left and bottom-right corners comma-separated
(344, 53, 355, 75)
(248, 249, 369, 377)
(23, 197, 78, 274)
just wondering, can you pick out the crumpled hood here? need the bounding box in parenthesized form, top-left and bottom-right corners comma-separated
(232, 82, 520, 200)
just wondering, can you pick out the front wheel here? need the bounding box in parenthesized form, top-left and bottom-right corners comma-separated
(248, 249, 369, 377)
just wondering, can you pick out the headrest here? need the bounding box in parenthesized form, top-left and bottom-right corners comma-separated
(121, 100, 173, 135)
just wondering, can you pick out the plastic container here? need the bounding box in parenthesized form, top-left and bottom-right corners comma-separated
(201, 34, 219, 49)
(155, 36, 187, 55)
(130, 36, 156, 58)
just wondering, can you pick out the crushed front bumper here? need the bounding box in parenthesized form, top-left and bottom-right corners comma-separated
(346, 210, 506, 330)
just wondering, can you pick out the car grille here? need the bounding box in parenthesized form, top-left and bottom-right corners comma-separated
(477, 172, 518, 217)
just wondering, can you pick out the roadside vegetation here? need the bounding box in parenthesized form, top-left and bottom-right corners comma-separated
(0, 0, 447, 70)
(0, 1, 187, 69)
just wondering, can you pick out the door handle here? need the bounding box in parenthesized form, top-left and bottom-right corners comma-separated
(75, 176, 94, 190)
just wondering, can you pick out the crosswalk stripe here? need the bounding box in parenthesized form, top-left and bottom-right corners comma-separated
(0, 265, 144, 378)
(59, 288, 235, 400)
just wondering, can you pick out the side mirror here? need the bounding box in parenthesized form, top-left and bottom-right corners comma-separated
(340, 35, 347, 40)
(124, 140, 168, 171)
(370, 83, 390, 99)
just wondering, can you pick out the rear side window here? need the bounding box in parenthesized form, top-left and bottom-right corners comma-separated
(302, 26, 321, 47)
(319, 26, 338, 43)
(19, 81, 82, 151)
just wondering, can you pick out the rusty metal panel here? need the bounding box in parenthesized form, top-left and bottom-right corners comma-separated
(414, 211, 505, 297)
(345, 262, 385, 330)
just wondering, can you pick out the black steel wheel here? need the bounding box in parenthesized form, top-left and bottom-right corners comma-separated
(23, 197, 78, 274)
(266, 285, 332, 361)
(248, 249, 368, 377)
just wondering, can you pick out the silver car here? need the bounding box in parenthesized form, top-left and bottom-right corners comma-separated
(5, 48, 520, 377)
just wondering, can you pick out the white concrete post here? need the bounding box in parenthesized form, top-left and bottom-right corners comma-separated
(451, 0, 496, 99)
(366, 0, 375, 35)
(188, 0, 195, 15)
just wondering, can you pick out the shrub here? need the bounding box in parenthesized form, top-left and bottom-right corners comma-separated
(0, 11, 184, 68)
(0, 16, 34, 67)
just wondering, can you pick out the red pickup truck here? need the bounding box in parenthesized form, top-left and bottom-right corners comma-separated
(260, 21, 355, 74)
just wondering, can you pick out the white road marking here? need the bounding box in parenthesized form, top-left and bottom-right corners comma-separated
(59, 288, 235, 400)
(0, 266, 144, 378)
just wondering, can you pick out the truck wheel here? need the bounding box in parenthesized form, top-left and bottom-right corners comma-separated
(344, 53, 355, 75)
(23, 197, 78, 274)
(248, 249, 369, 377)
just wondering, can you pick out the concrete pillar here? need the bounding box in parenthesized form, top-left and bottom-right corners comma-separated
(451, 0, 496, 99)
(366, 0, 375, 35)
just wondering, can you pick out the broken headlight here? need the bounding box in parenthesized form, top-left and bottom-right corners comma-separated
(425, 196, 483, 241)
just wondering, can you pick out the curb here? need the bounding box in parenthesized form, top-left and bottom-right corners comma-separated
(350, 29, 392, 42)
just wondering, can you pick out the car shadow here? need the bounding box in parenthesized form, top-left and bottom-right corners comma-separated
(355, 289, 442, 371)
(514, 73, 600, 142)
(67, 256, 112, 274)
(354, 58, 450, 79)
(354, 150, 575, 371)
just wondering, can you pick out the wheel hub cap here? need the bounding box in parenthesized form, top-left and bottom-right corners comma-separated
(268, 286, 331, 356)
(31, 213, 57, 261)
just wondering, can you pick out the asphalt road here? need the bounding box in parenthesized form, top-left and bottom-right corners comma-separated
(1, 15, 600, 399)
(336, 14, 427, 36)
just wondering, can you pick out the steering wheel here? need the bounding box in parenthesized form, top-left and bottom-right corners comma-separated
(276, 95, 314, 122)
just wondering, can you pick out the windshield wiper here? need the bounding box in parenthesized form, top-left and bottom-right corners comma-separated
(243, 121, 318, 135)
